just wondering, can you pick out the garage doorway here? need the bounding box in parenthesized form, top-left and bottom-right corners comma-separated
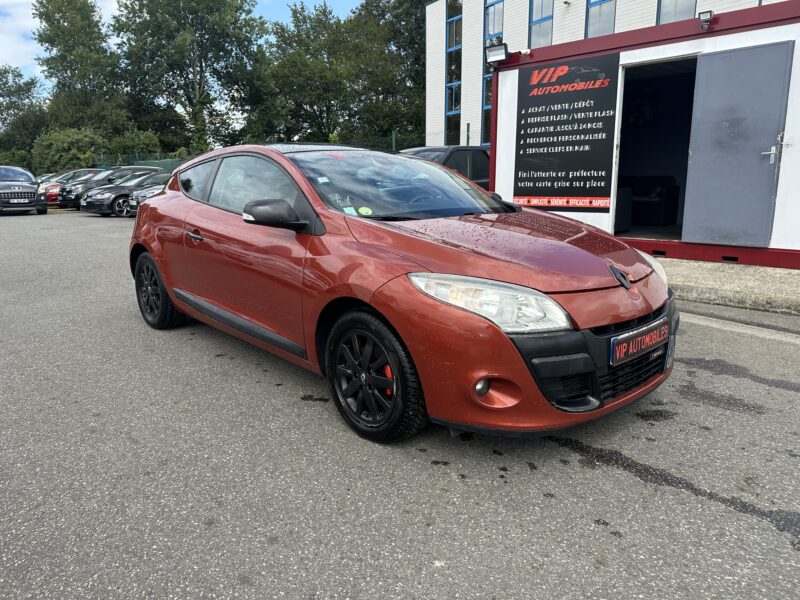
(614, 58, 697, 239)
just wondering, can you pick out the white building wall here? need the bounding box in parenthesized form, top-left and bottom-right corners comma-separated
(504, 0, 531, 53)
(425, 0, 446, 145)
(552, 1, 586, 44)
(461, 0, 485, 144)
(615, 0, 658, 33)
(696, 0, 759, 15)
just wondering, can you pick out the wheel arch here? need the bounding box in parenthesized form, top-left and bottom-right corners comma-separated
(314, 297, 401, 377)
(129, 243, 149, 277)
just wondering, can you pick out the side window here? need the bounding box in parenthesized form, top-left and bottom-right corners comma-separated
(471, 150, 490, 181)
(444, 150, 469, 178)
(179, 161, 216, 201)
(207, 155, 304, 214)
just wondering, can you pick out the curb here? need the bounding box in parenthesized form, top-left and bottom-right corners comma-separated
(670, 283, 800, 316)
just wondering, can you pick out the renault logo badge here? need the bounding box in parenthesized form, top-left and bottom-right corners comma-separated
(609, 265, 632, 290)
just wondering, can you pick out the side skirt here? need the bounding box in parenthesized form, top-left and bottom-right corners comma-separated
(173, 288, 307, 359)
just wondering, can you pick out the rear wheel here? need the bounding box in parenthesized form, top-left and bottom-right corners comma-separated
(326, 311, 427, 442)
(134, 253, 185, 329)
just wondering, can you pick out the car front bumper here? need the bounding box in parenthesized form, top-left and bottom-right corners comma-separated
(370, 273, 677, 434)
(81, 197, 113, 214)
(0, 198, 46, 212)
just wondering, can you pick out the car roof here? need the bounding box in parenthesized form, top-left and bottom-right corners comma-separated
(112, 165, 161, 170)
(264, 143, 365, 155)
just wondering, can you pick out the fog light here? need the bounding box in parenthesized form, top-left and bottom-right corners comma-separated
(475, 379, 490, 396)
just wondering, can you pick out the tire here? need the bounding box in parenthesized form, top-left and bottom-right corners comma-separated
(36, 207, 47, 215)
(112, 196, 130, 217)
(134, 252, 185, 329)
(325, 310, 427, 442)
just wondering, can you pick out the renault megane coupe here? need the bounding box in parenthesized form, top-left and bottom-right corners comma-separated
(130, 144, 678, 442)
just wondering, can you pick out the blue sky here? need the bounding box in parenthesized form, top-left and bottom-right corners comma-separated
(0, 0, 362, 79)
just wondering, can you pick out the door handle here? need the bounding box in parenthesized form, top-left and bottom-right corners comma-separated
(185, 230, 204, 242)
(761, 146, 777, 165)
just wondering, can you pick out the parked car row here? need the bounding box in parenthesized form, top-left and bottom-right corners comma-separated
(0, 163, 172, 218)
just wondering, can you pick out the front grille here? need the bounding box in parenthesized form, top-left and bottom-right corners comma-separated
(590, 303, 667, 337)
(0, 191, 35, 200)
(598, 349, 667, 401)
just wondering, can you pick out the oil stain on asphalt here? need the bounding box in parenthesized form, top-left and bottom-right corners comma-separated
(676, 356, 800, 394)
(547, 436, 800, 550)
(679, 380, 768, 415)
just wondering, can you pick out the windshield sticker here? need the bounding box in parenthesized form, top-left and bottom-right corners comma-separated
(317, 176, 330, 183)
(343, 206, 357, 215)
(357, 207, 373, 216)
(327, 153, 346, 159)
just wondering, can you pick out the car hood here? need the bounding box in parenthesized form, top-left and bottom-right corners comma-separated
(0, 181, 36, 193)
(346, 210, 652, 294)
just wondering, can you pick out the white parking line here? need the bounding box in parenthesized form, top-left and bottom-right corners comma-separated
(681, 312, 800, 346)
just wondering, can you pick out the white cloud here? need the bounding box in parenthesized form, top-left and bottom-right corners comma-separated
(0, 0, 118, 79)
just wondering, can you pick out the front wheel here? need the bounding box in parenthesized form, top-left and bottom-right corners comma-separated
(36, 207, 47, 215)
(325, 310, 427, 443)
(113, 196, 130, 217)
(134, 252, 185, 329)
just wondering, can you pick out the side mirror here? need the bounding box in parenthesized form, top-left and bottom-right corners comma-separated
(242, 198, 309, 232)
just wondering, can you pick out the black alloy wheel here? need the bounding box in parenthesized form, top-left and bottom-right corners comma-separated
(326, 311, 427, 442)
(113, 197, 130, 217)
(335, 330, 397, 427)
(134, 253, 185, 329)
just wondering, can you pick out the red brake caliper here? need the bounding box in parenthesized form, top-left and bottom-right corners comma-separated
(383, 365, 393, 397)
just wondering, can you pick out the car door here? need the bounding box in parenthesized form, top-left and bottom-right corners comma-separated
(157, 159, 219, 292)
(180, 153, 312, 356)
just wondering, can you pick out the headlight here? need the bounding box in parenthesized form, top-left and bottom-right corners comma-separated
(95, 192, 111, 199)
(408, 273, 572, 333)
(635, 250, 668, 286)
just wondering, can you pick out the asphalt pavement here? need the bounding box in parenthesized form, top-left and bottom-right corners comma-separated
(1, 210, 798, 599)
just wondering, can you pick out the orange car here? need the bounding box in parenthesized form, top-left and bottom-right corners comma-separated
(130, 145, 678, 442)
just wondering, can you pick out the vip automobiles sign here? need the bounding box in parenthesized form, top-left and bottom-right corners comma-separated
(513, 53, 620, 211)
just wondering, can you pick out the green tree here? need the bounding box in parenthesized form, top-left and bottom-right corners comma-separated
(109, 129, 161, 157)
(0, 106, 50, 154)
(261, 3, 354, 141)
(0, 150, 33, 171)
(31, 128, 109, 173)
(113, 0, 266, 152)
(0, 65, 41, 131)
(343, 0, 425, 142)
(32, 0, 128, 135)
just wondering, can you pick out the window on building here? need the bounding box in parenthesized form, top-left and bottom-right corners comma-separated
(445, 0, 463, 145)
(485, 0, 504, 45)
(658, 0, 697, 24)
(482, 1, 504, 145)
(530, 0, 554, 49)
(586, 0, 616, 38)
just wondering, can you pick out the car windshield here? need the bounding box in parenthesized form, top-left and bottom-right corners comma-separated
(0, 167, 34, 182)
(120, 173, 155, 187)
(74, 171, 98, 182)
(90, 170, 114, 181)
(288, 150, 506, 220)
